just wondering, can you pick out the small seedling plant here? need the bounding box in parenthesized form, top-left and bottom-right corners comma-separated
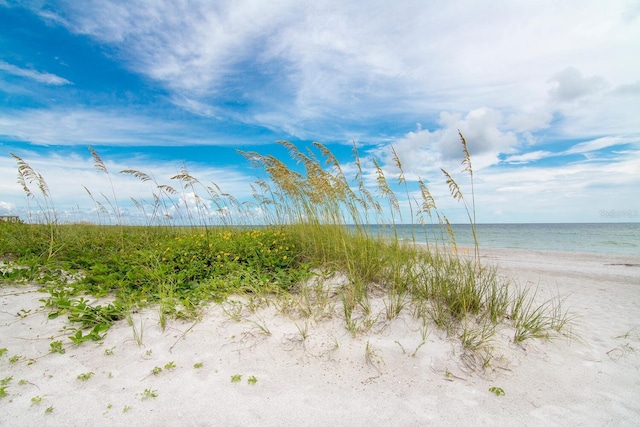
(141, 388, 158, 400)
(77, 372, 94, 382)
(31, 395, 45, 405)
(50, 340, 65, 354)
(489, 387, 505, 396)
(0, 376, 11, 398)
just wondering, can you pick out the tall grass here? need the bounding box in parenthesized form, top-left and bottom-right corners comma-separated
(9, 153, 58, 259)
(2, 134, 572, 369)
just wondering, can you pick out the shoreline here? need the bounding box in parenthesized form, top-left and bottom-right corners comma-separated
(1, 247, 639, 426)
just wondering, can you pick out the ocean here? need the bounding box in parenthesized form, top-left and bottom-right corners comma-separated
(366, 223, 640, 255)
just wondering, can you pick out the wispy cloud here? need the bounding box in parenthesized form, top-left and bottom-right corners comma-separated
(25, 0, 638, 141)
(0, 60, 71, 85)
(504, 151, 554, 164)
(564, 136, 636, 155)
(0, 108, 248, 146)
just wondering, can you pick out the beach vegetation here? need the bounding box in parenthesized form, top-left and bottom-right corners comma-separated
(365, 340, 385, 371)
(511, 287, 572, 343)
(489, 386, 505, 396)
(49, 340, 65, 354)
(141, 388, 158, 400)
(77, 372, 94, 381)
(0, 135, 573, 372)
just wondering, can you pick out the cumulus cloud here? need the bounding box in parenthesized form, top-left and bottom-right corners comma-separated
(548, 67, 606, 103)
(0, 60, 71, 85)
(377, 107, 518, 183)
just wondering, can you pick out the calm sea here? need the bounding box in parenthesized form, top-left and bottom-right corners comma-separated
(366, 223, 640, 255)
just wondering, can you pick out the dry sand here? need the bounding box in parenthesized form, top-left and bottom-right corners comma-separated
(1, 248, 639, 426)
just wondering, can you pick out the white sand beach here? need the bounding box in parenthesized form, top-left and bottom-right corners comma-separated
(1, 248, 639, 426)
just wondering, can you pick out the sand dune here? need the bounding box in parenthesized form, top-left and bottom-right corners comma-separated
(1, 248, 639, 426)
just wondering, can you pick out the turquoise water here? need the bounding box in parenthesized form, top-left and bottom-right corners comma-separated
(365, 223, 640, 255)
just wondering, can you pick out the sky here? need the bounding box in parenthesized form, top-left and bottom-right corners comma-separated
(0, 0, 639, 225)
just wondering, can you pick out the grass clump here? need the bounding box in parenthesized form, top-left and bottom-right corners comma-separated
(76, 372, 94, 382)
(1, 135, 573, 370)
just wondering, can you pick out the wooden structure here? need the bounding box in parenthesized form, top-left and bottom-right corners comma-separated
(0, 216, 22, 223)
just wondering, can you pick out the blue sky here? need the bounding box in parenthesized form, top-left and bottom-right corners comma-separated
(1, 0, 639, 224)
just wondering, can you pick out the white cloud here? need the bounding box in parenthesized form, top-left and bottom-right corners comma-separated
(502, 137, 637, 164)
(0, 108, 234, 146)
(564, 136, 636, 155)
(548, 67, 606, 103)
(0, 201, 16, 213)
(0, 60, 71, 85)
(374, 107, 518, 185)
(44, 0, 301, 96)
(612, 81, 640, 96)
(20, 0, 638, 141)
(475, 151, 640, 222)
(504, 151, 554, 164)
